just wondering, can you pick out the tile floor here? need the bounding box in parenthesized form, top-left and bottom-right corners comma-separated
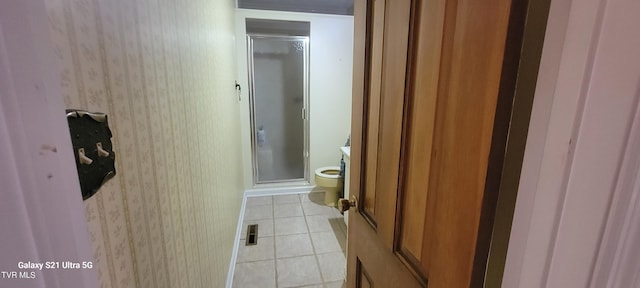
(233, 192, 347, 288)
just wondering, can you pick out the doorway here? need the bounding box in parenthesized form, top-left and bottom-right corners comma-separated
(246, 19, 310, 185)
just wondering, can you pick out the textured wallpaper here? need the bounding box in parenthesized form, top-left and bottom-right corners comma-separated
(43, 0, 243, 287)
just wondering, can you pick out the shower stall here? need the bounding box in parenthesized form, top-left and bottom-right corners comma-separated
(247, 25, 310, 185)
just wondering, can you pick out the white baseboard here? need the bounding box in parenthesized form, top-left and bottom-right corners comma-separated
(226, 194, 247, 288)
(245, 185, 315, 197)
(226, 185, 315, 287)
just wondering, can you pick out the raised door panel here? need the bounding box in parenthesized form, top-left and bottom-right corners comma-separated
(360, 0, 412, 248)
(427, 1, 513, 287)
(395, 0, 446, 280)
(349, 212, 422, 288)
(361, 0, 385, 223)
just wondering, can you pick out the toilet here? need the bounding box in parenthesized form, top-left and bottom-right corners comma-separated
(315, 166, 343, 207)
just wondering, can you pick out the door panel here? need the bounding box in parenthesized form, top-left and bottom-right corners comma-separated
(356, 260, 372, 288)
(347, 0, 516, 287)
(373, 0, 412, 248)
(361, 0, 412, 238)
(362, 0, 384, 221)
(428, 1, 512, 286)
(351, 212, 422, 288)
(396, 0, 446, 277)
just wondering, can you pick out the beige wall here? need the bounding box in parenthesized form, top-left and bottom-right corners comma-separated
(44, 0, 242, 287)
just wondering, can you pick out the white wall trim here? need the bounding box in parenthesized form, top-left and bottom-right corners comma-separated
(245, 185, 316, 197)
(226, 194, 247, 288)
(504, 0, 640, 286)
(503, 0, 604, 285)
(590, 94, 640, 288)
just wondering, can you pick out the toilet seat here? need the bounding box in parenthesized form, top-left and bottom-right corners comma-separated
(315, 166, 341, 178)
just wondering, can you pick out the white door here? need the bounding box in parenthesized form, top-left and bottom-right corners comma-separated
(505, 0, 640, 286)
(0, 1, 97, 287)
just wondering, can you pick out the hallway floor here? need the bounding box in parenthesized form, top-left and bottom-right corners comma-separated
(233, 192, 347, 288)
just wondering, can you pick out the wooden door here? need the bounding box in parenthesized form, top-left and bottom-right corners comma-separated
(346, 0, 520, 287)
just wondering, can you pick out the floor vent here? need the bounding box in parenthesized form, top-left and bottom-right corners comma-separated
(245, 224, 258, 246)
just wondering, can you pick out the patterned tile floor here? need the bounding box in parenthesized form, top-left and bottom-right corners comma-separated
(233, 192, 347, 288)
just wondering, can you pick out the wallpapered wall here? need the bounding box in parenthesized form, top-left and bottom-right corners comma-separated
(43, 0, 243, 287)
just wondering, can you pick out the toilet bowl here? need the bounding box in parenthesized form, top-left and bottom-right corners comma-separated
(315, 166, 343, 207)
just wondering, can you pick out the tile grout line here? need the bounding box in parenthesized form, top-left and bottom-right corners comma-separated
(272, 195, 279, 288)
(300, 193, 328, 287)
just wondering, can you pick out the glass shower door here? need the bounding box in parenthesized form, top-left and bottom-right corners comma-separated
(248, 35, 309, 184)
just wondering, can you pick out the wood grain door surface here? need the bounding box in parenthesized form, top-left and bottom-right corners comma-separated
(346, 0, 517, 287)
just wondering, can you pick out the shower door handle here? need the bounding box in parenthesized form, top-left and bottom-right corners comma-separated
(302, 107, 307, 120)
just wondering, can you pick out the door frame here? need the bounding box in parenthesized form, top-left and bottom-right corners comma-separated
(0, 0, 97, 287)
(482, 0, 553, 286)
(503, 0, 640, 286)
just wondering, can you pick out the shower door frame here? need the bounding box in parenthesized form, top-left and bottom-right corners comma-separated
(247, 34, 310, 186)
